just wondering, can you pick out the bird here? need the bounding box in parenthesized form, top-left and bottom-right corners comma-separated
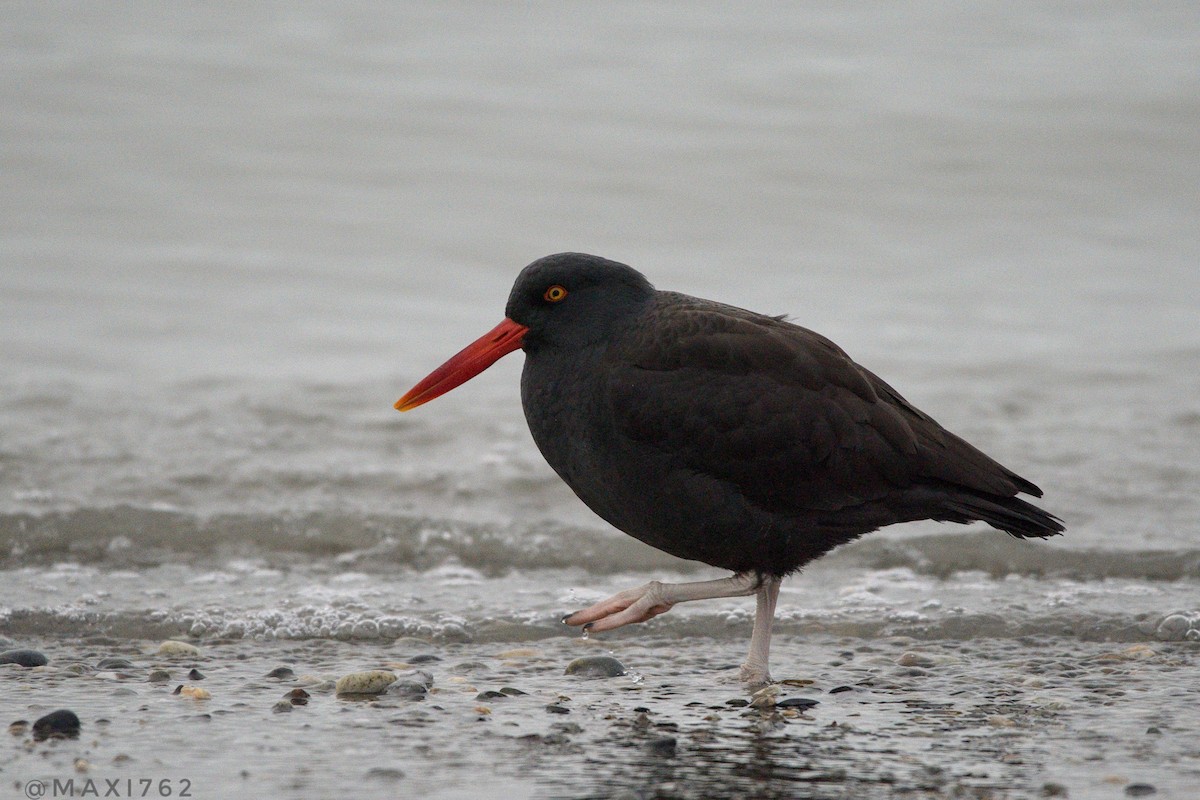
(395, 252, 1063, 686)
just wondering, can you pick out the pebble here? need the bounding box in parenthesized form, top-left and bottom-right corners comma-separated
(365, 767, 406, 780)
(157, 641, 201, 657)
(545, 704, 570, 715)
(476, 690, 508, 701)
(272, 701, 293, 713)
(175, 685, 211, 700)
(409, 654, 441, 664)
(32, 710, 81, 741)
(265, 667, 294, 679)
(96, 657, 135, 670)
(9, 720, 29, 736)
(284, 689, 310, 706)
(0, 649, 49, 668)
(646, 736, 676, 756)
(829, 685, 855, 694)
(1040, 783, 1068, 797)
(896, 651, 937, 667)
(777, 697, 819, 710)
(500, 687, 528, 696)
(1155, 614, 1192, 641)
(386, 670, 434, 697)
(749, 685, 780, 709)
(388, 680, 430, 697)
(1125, 785, 1157, 797)
(294, 674, 327, 686)
(335, 670, 397, 696)
(496, 648, 540, 659)
(187, 668, 205, 681)
(564, 655, 627, 678)
(1097, 645, 1156, 662)
(148, 670, 172, 683)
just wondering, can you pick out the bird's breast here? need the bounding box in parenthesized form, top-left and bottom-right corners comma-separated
(518, 347, 762, 569)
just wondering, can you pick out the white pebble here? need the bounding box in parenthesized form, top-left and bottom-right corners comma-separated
(157, 641, 201, 657)
(335, 670, 397, 695)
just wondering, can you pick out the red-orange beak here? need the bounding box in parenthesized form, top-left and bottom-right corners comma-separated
(394, 318, 529, 411)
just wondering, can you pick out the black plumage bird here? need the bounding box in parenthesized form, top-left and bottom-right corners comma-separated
(397, 253, 1063, 685)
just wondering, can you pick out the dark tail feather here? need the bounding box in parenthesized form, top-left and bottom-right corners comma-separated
(939, 493, 1065, 539)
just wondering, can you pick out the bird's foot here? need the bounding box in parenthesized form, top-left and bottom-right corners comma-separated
(561, 581, 675, 633)
(739, 662, 773, 689)
(562, 574, 762, 635)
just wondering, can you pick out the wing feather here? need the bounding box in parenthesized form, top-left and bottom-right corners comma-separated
(605, 294, 1035, 518)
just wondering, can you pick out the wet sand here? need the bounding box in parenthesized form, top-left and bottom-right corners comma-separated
(4, 630, 1195, 799)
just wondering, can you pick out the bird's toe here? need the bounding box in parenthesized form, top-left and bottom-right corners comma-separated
(560, 581, 673, 632)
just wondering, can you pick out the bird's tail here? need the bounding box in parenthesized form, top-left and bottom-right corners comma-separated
(938, 493, 1065, 539)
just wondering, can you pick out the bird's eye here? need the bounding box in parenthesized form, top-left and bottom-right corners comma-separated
(543, 285, 568, 303)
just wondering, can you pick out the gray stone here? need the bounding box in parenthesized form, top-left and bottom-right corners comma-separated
(777, 697, 819, 710)
(564, 655, 626, 678)
(33, 710, 80, 741)
(384, 669, 433, 697)
(0, 649, 48, 668)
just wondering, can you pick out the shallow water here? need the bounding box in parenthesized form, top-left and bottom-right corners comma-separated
(2, 2, 1199, 798)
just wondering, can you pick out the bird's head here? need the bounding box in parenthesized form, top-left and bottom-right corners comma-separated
(505, 253, 655, 352)
(395, 253, 654, 411)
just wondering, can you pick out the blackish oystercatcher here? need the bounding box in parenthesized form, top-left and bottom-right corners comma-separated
(396, 253, 1063, 685)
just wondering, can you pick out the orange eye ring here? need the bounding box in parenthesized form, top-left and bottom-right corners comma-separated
(544, 285, 568, 302)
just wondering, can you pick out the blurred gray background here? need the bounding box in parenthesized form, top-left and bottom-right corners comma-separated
(4, 2, 1196, 379)
(1, 2, 1198, 543)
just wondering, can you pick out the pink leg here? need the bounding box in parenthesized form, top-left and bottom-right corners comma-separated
(739, 576, 781, 687)
(563, 572, 786, 685)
